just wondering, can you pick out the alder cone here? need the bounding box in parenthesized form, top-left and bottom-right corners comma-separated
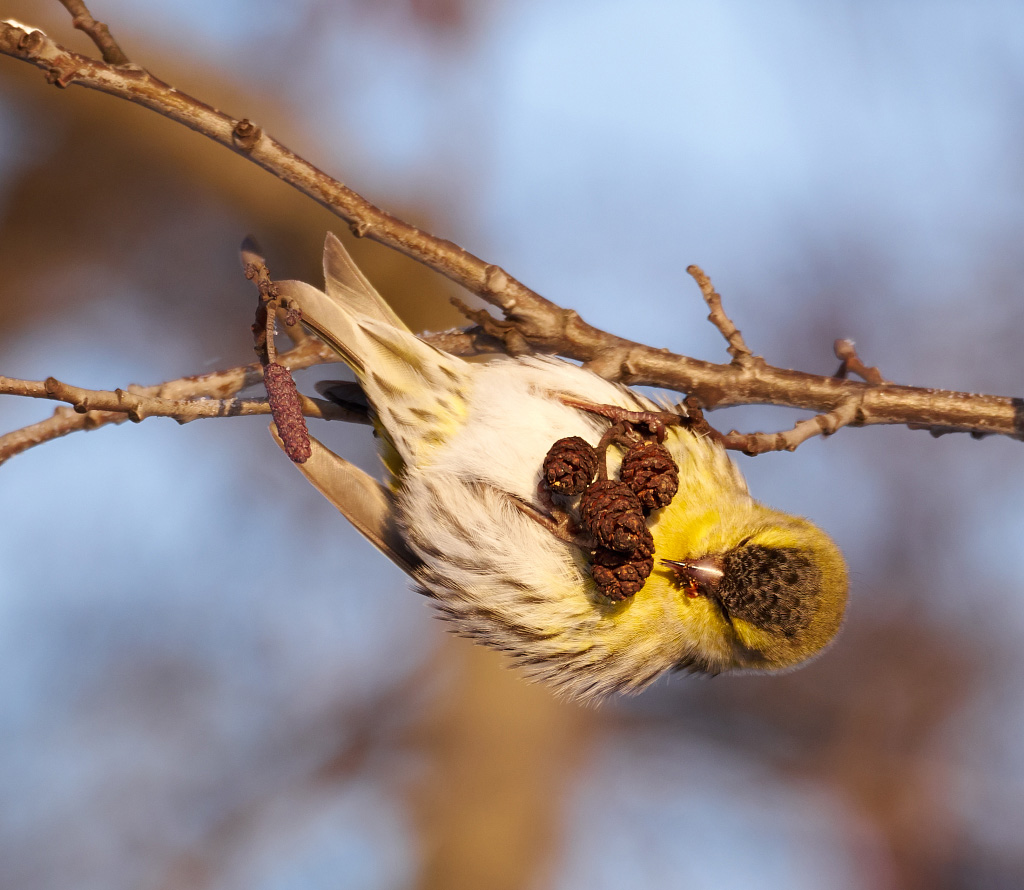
(620, 441, 679, 511)
(579, 480, 647, 552)
(591, 529, 654, 600)
(542, 436, 599, 495)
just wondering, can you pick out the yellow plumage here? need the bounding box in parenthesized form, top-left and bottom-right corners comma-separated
(274, 233, 848, 702)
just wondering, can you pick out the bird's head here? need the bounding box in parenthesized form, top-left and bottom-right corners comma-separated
(657, 511, 848, 673)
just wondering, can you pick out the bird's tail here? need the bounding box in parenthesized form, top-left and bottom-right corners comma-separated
(275, 233, 471, 469)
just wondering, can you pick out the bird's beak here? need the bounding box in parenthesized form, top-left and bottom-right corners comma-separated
(661, 555, 725, 592)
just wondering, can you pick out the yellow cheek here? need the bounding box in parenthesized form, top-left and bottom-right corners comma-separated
(651, 510, 714, 559)
(645, 569, 736, 650)
(729, 618, 776, 655)
(728, 618, 812, 671)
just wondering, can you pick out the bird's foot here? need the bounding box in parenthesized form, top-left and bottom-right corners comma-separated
(511, 482, 598, 550)
(559, 396, 683, 443)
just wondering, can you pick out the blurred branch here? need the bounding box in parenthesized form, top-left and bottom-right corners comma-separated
(0, 7, 1022, 462)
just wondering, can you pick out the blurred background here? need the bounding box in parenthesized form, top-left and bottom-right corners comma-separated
(2, 1, 1024, 888)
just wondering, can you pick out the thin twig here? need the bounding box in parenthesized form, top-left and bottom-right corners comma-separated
(0, 18, 543, 320)
(57, 0, 129, 65)
(449, 296, 532, 355)
(686, 264, 754, 362)
(714, 400, 862, 455)
(0, 325, 511, 465)
(833, 338, 889, 385)
(242, 237, 280, 363)
(2, 374, 347, 424)
(0, 337, 334, 465)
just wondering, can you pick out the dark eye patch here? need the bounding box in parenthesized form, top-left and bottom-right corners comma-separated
(717, 546, 820, 638)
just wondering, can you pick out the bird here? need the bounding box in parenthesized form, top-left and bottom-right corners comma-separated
(271, 233, 848, 702)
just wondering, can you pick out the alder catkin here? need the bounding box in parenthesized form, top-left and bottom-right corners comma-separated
(264, 362, 311, 463)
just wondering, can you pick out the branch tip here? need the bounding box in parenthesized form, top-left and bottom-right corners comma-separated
(686, 265, 752, 362)
(833, 338, 889, 384)
(58, 0, 130, 65)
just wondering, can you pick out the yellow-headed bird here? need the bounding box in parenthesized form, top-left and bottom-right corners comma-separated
(274, 234, 848, 702)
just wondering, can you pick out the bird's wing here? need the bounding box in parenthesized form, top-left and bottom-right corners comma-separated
(270, 425, 421, 576)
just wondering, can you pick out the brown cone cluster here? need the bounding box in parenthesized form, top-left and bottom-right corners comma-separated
(620, 441, 679, 511)
(542, 436, 599, 495)
(541, 432, 679, 602)
(592, 533, 655, 601)
(580, 480, 648, 552)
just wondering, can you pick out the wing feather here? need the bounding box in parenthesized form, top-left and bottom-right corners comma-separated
(270, 426, 420, 576)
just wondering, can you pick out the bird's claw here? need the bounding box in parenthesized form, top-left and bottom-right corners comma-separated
(559, 396, 683, 442)
(511, 483, 598, 550)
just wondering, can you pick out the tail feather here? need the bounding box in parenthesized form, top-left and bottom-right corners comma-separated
(322, 232, 408, 331)
(276, 278, 368, 373)
(276, 233, 472, 467)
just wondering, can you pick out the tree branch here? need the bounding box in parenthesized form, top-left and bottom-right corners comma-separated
(0, 338, 336, 465)
(0, 324, 512, 465)
(1, 7, 1022, 465)
(1, 374, 346, 424)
